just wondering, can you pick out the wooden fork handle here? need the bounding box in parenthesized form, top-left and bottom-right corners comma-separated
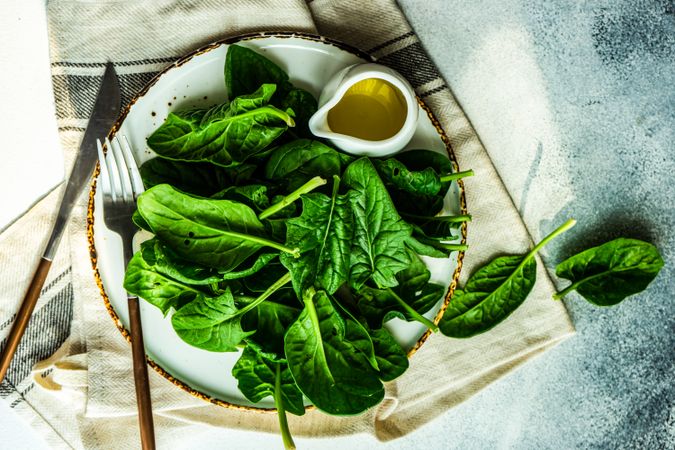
(0, 257, 52, 382)
(128, 295, 156, 450)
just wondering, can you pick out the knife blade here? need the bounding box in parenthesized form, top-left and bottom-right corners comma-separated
(0, 62, 120, 382)
(44, 61, 121, 259)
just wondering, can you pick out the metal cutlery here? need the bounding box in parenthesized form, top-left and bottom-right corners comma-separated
(96, 135, 155, 450)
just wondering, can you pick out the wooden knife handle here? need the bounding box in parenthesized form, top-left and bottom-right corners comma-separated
(0, 257, 52, 382)
(128, 295, 156, 450)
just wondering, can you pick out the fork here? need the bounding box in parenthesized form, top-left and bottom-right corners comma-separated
(96, 136, 156, 450)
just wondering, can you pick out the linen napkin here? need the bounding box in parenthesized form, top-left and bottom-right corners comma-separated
(0, 0, 574, 448)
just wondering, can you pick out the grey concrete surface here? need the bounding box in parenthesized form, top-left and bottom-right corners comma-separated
(392, 0, 675, 448)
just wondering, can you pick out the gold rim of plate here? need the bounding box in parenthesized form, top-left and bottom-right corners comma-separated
(86, 31, 468, 413)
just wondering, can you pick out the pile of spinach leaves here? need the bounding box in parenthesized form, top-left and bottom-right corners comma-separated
(124, 44, 665, 449)
(125, 45, 470, 449)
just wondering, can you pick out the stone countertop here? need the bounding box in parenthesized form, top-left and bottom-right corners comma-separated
(394, 0, 674, 448)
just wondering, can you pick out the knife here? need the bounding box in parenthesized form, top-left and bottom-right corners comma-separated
(0, 62, 120, 382)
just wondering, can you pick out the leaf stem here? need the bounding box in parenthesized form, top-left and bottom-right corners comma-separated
(239, 272, 292, 316)
(526, 218, 577, 261)
(243, 234, 300, 258)
(440, 169, 475, 183)
(386, 288, 439, 332)
(258, 176, 327, 220)
(274, 364, 296, 450)
(553, 283, 577, 300)
(553, 269, 605, 300)
(415, 236, 469, 252)
(513, 218, 577, 292)
(402, 213, 472, 223)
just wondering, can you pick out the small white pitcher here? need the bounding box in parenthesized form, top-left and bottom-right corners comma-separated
(308, 63, 418, 157)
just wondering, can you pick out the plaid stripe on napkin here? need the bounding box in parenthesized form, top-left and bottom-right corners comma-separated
(0, 1, 574, 448)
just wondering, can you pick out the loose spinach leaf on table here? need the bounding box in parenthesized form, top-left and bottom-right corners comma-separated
(139, 158, 256, 197)
(147, 84, 294, 167)
(343, 158, 413, 290)
(171, 288, 254, 352)
(136, 184, 298, 271)
(280, 177, 354, 296)
(356, 249, 444, 330)
(265, 139, 342, 192)
(554, 237, 664, 305)
(232, 346, 303, 449)
(284, 290, 385, 415)
(439, 219, 576, 338)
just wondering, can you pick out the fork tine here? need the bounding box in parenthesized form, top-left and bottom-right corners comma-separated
(120, 136, 145, 197)
(96, 139, 112, 195)
(104, 137, 122, 202)
(111, 137, 133, 202)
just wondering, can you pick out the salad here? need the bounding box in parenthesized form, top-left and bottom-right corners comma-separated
(123, 44, 470, 448)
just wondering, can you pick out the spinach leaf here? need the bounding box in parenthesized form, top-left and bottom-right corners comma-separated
(225, 45, 317, 135)
(333, 299, 379, 371)
(439, 219, 576, 338)
(211, 184, 271, 211)
(258, 175, 327, 221)
(356, 250, 444, 330)
(124, 248, 203, 314)
(139, 157, 256, 196)
(378, 150, 473, 217)
(242, 259, 290, 293)
(171, 288, 253, 352)
(147, 84, 294, 167)
(343, 158, 412, 290)
(404, 213, 471, 240)
(265, 139, 342, 192)
(225, 45, 291, 100)
(280, 177, 353, 296)
(136, 184, 298, 271)
(554, 238, 664, 305)
(281, 88, 318, 138)
(219, 252, 278, 280)
(284, 290, 385, 415)
(405, 235, 468, 259)
(375, 158, 442, 197)
(405, 236, 454, 258)
(232, 346, 305, 415)
(378, 150, 453, 216)
(132, 209, 152, 232)
(369, 327, 409, 382)
(232, 346, 303, 449)
(242, 293, 300, 357)
(137, 238, 222, 285)
(172, 273, 291, 352)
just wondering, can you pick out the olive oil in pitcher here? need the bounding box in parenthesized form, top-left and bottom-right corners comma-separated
(326, 78, 408, 141)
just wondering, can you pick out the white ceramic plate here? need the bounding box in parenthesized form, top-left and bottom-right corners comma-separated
(89, 32, 466, 410)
